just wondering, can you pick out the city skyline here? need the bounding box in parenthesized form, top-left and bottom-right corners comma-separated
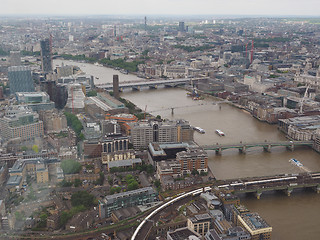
(1, 6, 320, 239)
(1, 0, 320, 16)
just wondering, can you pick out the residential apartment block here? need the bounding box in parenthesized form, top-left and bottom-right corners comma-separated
(0, 106, 43, 141)
(99, 187, 157, 218)
(129, 119, 193, 149)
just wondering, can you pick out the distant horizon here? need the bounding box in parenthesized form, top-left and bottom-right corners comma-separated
(2, 0, 320, 17)
(1, 13, 320, 19)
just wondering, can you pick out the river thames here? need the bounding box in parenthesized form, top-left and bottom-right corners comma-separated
(54, 60, 320, 240)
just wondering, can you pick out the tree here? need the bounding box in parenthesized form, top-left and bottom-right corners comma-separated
(71, 191, 95, 209)
(59, 211, 72, 226)
(60, 180, 73, 187)
(38, 213, 48, 228)
(79, 133, 85, 141)
(73, 179, 82, 187)
(191, 169, 199, 176)
(154, 180, 161, 189)
(32, 145, 39, 153)
(59, 205, 86, 227)
(146, 165, 154, 174)
(87, 90, 97, 97)
(21, 146, 28, 151)
(125, 175, 139, 191)
(61, 159, 82, 174)
(94, 172, 104, 185)
(64, 112, 84, 140)
(110, 186, 121, 194)
(127, 181, 139, 191)
(125, 174, 134, 182)
(107, 176, 113, 185)
(156, 115, 162, 120)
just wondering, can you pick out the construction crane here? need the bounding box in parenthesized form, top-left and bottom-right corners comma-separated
(299, 85, 310, 114)
(144, 105, 147, 119)
(250, 40, 254, 64)
(245, 43, 248, 58)
(71, 86, 74, 114)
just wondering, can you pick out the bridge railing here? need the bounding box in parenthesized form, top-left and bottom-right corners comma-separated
(202, 141, 314, 150)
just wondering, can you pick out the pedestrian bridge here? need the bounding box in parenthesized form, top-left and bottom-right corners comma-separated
(202, 140, 314, 154)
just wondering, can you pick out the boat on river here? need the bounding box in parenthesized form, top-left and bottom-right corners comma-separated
(289, 158, 303, 167)
(194, 127, 205, 134)
(215, 129, 225, 136)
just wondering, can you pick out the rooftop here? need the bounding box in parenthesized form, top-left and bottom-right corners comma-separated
(189, 213, 212, 223)
(108, 158, 142, 168)
(148, 142, 190, 156)
(104, 187, 156, 203)
(167, 227, 201, 240)
(7, 175, 22, 186)
(239, 212, 272, 234)
(87, 96, 112, 111)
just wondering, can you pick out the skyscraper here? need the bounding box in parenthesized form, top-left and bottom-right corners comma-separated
(179, 21, 185, 32)
(8, 66, 35, 94)
(40, 38, 52, 73)
(144, 16, 147, 31)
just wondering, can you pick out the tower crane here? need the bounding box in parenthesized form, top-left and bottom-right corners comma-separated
(299, 85, 309, 114)
(250, 40, 254, 64)
(144, 105, 147, 119)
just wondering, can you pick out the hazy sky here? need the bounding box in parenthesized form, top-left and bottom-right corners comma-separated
(1, 0, 320, 16)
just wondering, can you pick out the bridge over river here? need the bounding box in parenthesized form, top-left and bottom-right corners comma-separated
(218, 172, 320, 199)
(96, 77, 207, 91)
(202, 140, 314, 154)
(132, 171, 320, 239)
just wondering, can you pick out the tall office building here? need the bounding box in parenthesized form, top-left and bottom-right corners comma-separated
(144, 16, 147, 31)
(0, 86, 4, 100)
(179, 21, 185, 32)
(40, 38, 52, 73)
(9, 51, 21, 66)
(8, 66, 35, 94)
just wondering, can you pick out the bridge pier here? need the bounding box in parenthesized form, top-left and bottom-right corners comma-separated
(132, 86, 140, 91)
(313, 185, 320, 194)
(215, 148, 222, 155)
(286, 144, 294, 151)
(263, 144, 272, 152)
(239, 146, 246, 154)
(255, 191, 262, 200)
(284, 188, 293, 196)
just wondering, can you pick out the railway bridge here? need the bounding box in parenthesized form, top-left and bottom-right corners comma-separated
(202, 140, 314, 154)
(218, 172, 320, 199)
(97, 77, 207, 91)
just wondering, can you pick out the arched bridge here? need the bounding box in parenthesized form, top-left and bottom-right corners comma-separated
(202, 140, 314, 154)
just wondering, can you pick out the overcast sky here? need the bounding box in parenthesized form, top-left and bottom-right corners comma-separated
(1, 0, 320, 16)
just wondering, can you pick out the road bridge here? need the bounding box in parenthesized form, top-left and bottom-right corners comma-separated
(97, 77, 207, 91)
(202, 140, 314, 154)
